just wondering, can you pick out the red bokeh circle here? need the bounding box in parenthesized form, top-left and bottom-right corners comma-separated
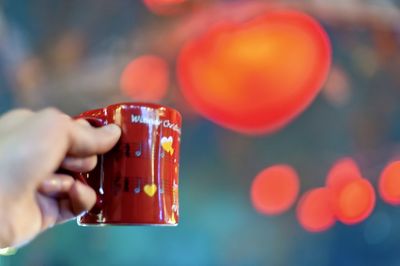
(251, 164, 300, 215)
(296, 188, 336, 232)
(120, 55, 169, 102)
(379, 161, 400, 205)
(333, 178, 375, 225)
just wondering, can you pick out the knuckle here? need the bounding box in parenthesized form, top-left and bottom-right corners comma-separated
(9, 108, 33, 116)
(41, 107, 62, 116)
(40, 107, 70, 130)
(0, 108, 33, 121)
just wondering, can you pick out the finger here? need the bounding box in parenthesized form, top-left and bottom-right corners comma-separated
(56, 181, 97, 224)
(68, 181, 96, 216)
(60, 156, 97, 173)
(56, 199, 75, 224)
(67, 123, 121, 157)
(36, 193, 59, 230)
(38, 174, 75, 197)
(75, 118, 91, 127)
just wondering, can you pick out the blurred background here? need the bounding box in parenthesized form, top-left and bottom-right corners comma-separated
(2, 0, 400, 265)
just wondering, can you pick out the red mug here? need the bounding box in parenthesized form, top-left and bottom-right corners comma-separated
(75, 102, 181, 226)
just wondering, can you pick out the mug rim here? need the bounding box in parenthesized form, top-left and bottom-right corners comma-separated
(105, 102, 181, 119)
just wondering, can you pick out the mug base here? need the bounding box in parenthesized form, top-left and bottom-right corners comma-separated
(77, 220, 178, 227)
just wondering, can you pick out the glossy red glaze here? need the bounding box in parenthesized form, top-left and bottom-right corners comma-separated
(76, 102, 182, 226)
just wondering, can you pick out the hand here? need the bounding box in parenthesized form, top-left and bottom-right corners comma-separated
(0, 108, 121, 248)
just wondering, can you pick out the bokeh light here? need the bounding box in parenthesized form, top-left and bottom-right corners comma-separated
(326, 157, 363, 195)
(120, 55, 169, 102)
(251, 164, 300, 215)
(322, 65, 351, 107)
(143, 0, 187, 16)
(177, 10, 331, 134)
(379, 161, 400, 205)
(296, 188, 336, 232)
(333, 178, 375, 225)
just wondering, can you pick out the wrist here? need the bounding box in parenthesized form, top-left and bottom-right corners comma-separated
(0, 176, 14, 248)
(0, 199, 13, 248)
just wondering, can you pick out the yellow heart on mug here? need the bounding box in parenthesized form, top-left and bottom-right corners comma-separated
(161, 136, 174, 155)
(144, 184, 157, 197)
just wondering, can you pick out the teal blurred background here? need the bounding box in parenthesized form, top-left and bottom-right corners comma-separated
(2, 0, 400, 265)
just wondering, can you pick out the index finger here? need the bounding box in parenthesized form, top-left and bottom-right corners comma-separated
(67, 120, 121, 157)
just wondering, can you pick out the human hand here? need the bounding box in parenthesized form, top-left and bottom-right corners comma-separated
(0, 108, 121, 248)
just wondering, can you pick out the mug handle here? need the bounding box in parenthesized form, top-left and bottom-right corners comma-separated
(72, 115, 108, 209)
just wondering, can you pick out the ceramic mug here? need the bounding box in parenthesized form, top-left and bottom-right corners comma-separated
(75, 102, 181, 226)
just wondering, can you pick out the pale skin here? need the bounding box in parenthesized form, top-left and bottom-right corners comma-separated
(0, 108, 121, 248)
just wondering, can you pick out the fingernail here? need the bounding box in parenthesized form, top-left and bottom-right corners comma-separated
(60, 178, 73, 189)
(42, 178, 61, 190)
(103, 124, 121, 135)
(63, 157, 83, 168)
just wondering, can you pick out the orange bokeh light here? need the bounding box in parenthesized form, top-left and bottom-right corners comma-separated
(379, 161, 400, 205)
(333, 178, 375, 225)
(326, 157, 363, 195)
(296, 188, 336, 232)
(143, 0, 187, 15)
(251, 164, 300, 215)
(120, 55, 169, 102)
(177, 10, 331, 134)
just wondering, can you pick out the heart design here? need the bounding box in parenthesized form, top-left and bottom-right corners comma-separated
(144, 184, 158, 197)
(161, 136, 174, 155)
(170, 213, 176, 224)
(177, 10, 331, 134)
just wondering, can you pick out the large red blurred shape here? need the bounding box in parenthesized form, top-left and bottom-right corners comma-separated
(251, 165, 300, 215)
(296, 188, 336, 232)
(120, 55, 169, 102)
(177, 10, 331, 134)
(379, 161, 400, 205)
(332, 178, 375, 225)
